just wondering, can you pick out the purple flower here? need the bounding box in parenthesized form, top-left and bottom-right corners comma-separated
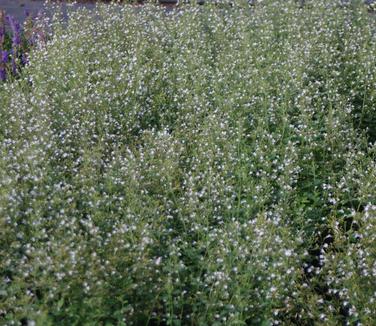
(0, 13, 5, 46)
(1, 50, 9, 63)
(13, 34, 21, 47)
(0, 67, 6, 82)
(0, 50, 6, 81)
(6, 15, 21, 47)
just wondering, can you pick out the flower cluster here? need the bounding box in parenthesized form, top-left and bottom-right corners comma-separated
(0, 10, 41, 82)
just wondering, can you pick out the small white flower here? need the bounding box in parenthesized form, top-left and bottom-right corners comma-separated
(284, 249, 293, 257)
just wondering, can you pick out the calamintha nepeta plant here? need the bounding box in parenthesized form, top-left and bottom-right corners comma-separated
(0, 0, 375, 325)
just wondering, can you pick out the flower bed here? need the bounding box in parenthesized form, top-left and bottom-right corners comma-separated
(0, 1, 375, 325)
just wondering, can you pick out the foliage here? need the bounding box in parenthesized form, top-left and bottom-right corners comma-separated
(0, 1, 375, 324)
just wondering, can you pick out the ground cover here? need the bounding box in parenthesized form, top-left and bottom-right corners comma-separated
(0, 0, 375, 325)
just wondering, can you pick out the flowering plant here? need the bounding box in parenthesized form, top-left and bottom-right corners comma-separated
(0, 1, 375, 325)
(0, 10, 39, 82)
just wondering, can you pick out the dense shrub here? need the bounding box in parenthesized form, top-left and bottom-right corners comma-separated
(0, 1, 375, 324)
